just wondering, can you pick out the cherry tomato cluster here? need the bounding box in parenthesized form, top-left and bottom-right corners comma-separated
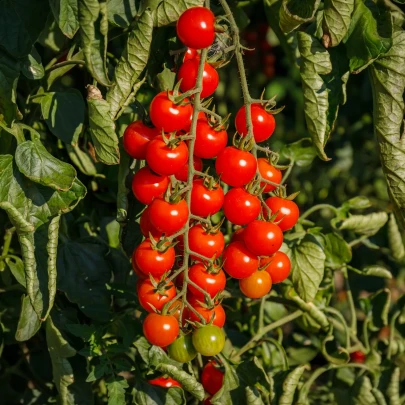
(122, 6, 299, 394)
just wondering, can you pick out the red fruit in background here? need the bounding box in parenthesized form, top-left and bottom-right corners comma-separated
(177, 7, 216, 49)
(243, 220, 283, 256)
(223, 188, 261, 225)
(178, 59, 219, 98)
(174, 156, 203, 182)
(190, 179, 224, 218)
(188, 263, 226, 299)
(215, 147, 257, 187)
(235, 104, 276, 143)
(140, 207, 163, 238)
(222, 241, 258, 279)
(123, 121, 159, 159)
(239, 270, 272, 299)
(183, 48, 198, 62)
(188, 224, 225, 260)
(149, 376, 181, 388)
(194, 119, 228, 159)
(257, 158, 282, 192)
(146, 135, 189, 176)
(265, 196, 299, 231)
(143, 313, 179, 347)
(350, 351, 366, 364)
(231, 227, 245, 243)
(201, 361, 224, 395)
(131, 166, 169, 205)
(149, 198, 189, 236)
(189, 303, 226, 328)
(261, 251, 291, 283)
(138, 278, 176, 312)
(150, 91, 193, 132)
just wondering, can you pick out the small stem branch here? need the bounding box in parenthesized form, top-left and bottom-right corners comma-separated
(45, 60, 85, 72)
(299, 204, 338, 221)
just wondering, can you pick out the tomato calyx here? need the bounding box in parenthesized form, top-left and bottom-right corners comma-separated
(252, 92, 285, 115)
(162, 183, 189, 205)
(245, 178, 267, 196)
(199, 216, 225, 235)
(147, 274, 175, 297)
(273, 188, 300, 201)
(160, 131, 185, 149)
(232, 132, 255, 152)
(149, 235, 178, 253)
(201, 173, 222, 191)
(167, 81, 197, 105)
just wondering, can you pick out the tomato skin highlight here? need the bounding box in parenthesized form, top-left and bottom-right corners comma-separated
(194, 119, 228, 159)
(188, 263, 226, 299)
(177, 7, 216, 50)
(168, 334, 197, 363)
(143, 313, 179, 347)
(149, 198, 189, 236)
(188, 303, 226, 328)
(149, 91, 193, 133)
(243, 220, 283, 256)
(190, 179, 224, 218)
(192, 325, 225, 356)
(131, 166, 169, 205)
(201, 361, 224, 395)
(134, 239, 175, 278)
(174, 156, 203, 182)
(146, 136, 189, 176)
(215, 147, 257, 187)
(123, 121, 159, 160)
(140, 207, 163, 238)
(257, 158, 282, 192)
(223, 187, 261, 225)
(239, 270, 272, 298)
(178, 59, 219, 98)
(183, 47, 198, 62)
(261, 251, 291, 283)
(222, 241, 259, 279)
(265, 196, 300, 231)
(235, 104, 276, 142)
(188, 224, 225, 260)
(149, 376, 181, 388)
(137, 278, 176, 312)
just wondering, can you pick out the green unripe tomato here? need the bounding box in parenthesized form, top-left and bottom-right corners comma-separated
(192, 325, 225, 356)
(168, 334, 197, 363)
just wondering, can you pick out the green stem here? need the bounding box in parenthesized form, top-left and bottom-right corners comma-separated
(258, 296, 266, 332)
(387, 311, 400, 360)
(299, 204, 338, 221)
(0, 227, 15, 273)
(342, 266, 357, 335)
(45, 60, 86, 72)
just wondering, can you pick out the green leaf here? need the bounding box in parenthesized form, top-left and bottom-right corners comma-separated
(45, 317, 76, 402)
(50, 0, 79, 39)
(0, 56, 20, 125)
(279, 0, 321, 34)
(0, 0, 49, 58)
(336, 212, 388, 236)
(107, 377, 129, 405)
(286, 234, 326, 302)
(387, 213, 405, 261)
(78, 0, 110, 86)
(351, 376, 378, 405)
(15, 295, 41, 341)
(133, 379, 185, 405)
(273, 365, 309, 405)
(369, 30, 405, 228)
(344, 0, 392, 73)
(65, 144, 98, 176)
(341, 196, 372, 211)
(155, 65, 176, 92)
(385, 367, 400, 405)
(15, 141, 76, 191)
(21, 47, 44, 80)
(369, 289, 390, 331)
(322, 233, 352, 268)
(107, 10, 153, 120)
(40, 90, 85, 146)
(280, 138, 317, 167)
(322, 0, 354, 47)
(87, 91, 120, 165)
(46, 50, 84, 89)
(38, 13, 69, 53)
(361, 265, 392, 279)
(151, 0, 204, 27)
(107, 0, 137, 28)
(46, 215, 60, 320)
(57, 237, 112, 321)
(157, 364, 204, 401)
(6, 255, 26, 286)
(321, 328, 350, 364)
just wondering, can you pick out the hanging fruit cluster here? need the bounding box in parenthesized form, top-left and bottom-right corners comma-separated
(122, 5, 299, 396)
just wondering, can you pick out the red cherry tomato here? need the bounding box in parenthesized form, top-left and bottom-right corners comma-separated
(174, 156, 203, 182)
(140, 207, 163, 238)
(235, 104, 276, 143)
(223, 188, 261, 225)
(123, 121, 159, 159)
(182, 111, 206, 133)
(149, 198, 189, 236)
(150, 91, 193, 133)
(138, 278, 176, 312)
(190, 179, 224, 218)
(188, 224, 225, 260)
(177, 7, 216, 50)
(243, 220, 283, 256)
(261, 251, 291, 283)
(143, 313, 179, 347)
(188, 263, 226, 299)
(149, 376, 181, 388)
(222, 241, 258, 279)
(178, 59, 219, 98)
(239, 270, 272, 299)
(215, 147, 257, 187)
(183, 48, 198, 63)
(189, 303, 226, 328)
(201, 361, 224, 395)
(133, 261, 147, 279)
(134, 239, 175, 278)
(231, 227, 245, 243)
(265, 196, 300, 231)
(131, 166, 169, 205)
(350, 350, 366, 364)
(194, 119, 228, 159)
(146, 135, 189, 176)
(257, 158, 282, 192)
